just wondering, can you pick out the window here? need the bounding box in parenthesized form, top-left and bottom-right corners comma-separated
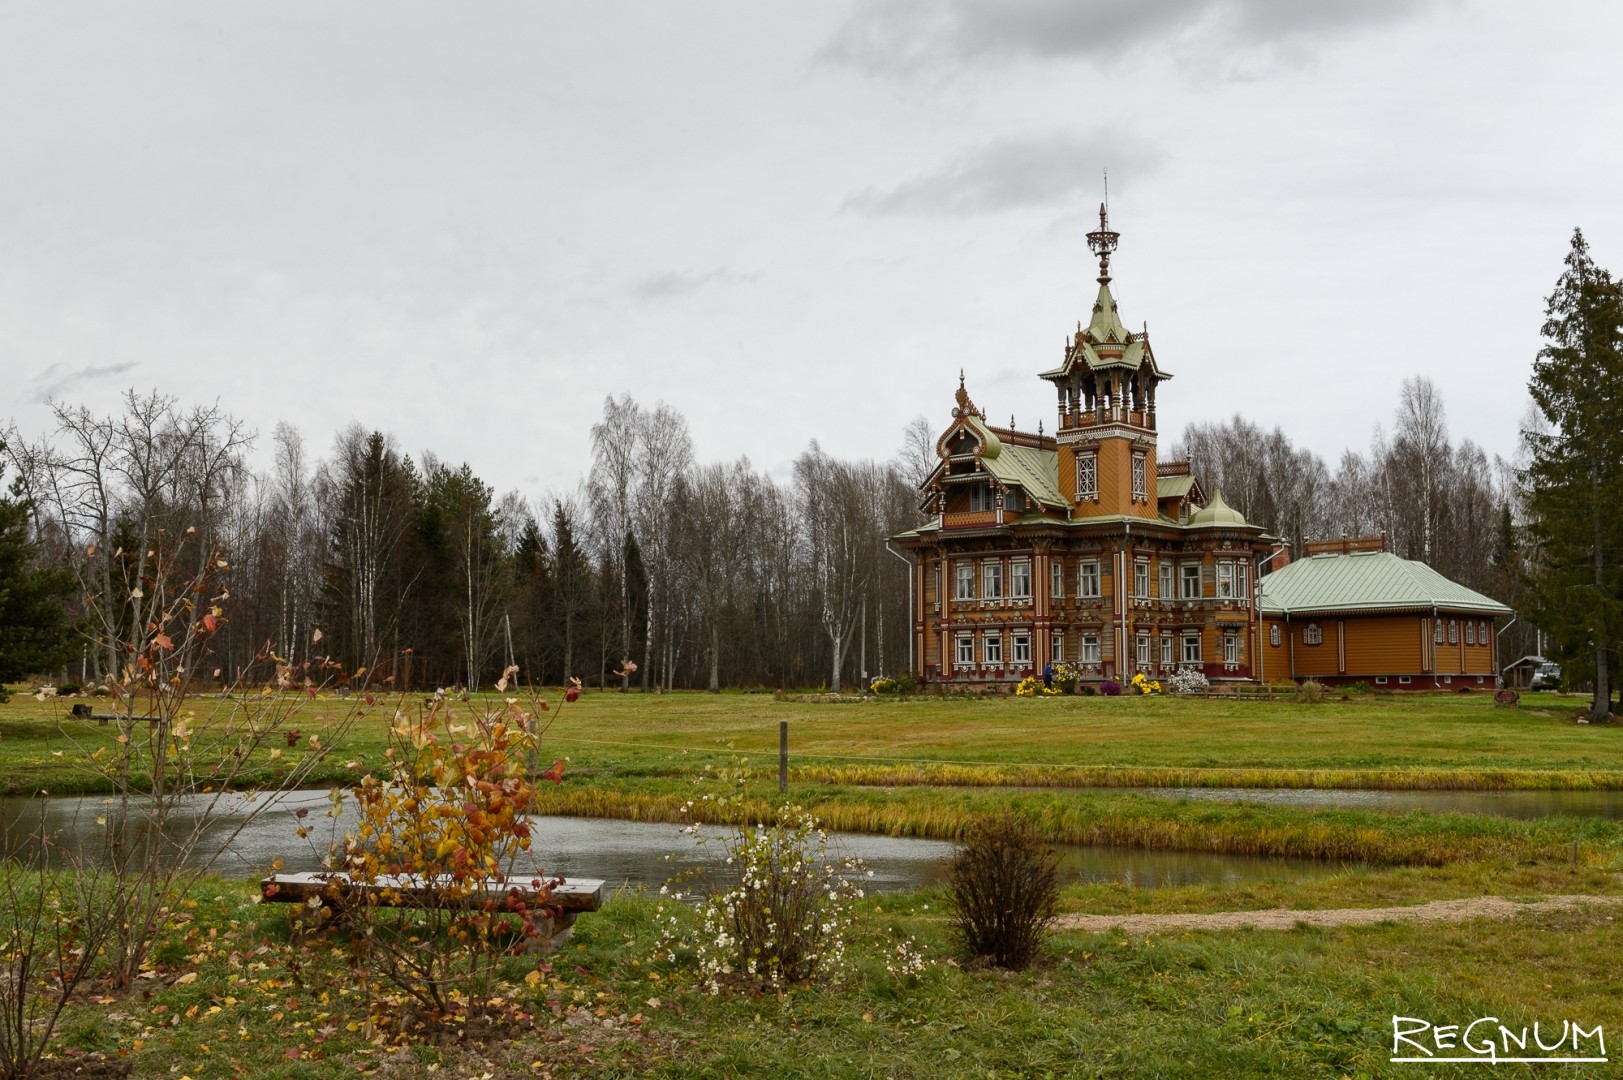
(1136, 633, 1151, 667)
(1080, 634, 1101, 664)
(1448, 620, 1458, 645)
(1078, 561, 1101, 598)
(1236, 562, 1250, 601)
(1375, 676, 1388, 685)
(1050, 629, 1064, 662)
(1131, 454, 1147, 500)
(1224, 633, 1239, 664)
(1303, 623, 1323, 646)
(1159, 563, 1173, 599)
(955, 633, 974, 666)
(983, 631, 1003, 665)
(954, 562, 975, 601)
(1181, 563, 1202, 599)
(969, 483, 993, 512)
(1398, 676, 1412, 685)
(1010, 559, 1031, 599)
(1480, 620, 1490, 644)
(1434, 619, 1444, 644)
(1050, 560, 1065, 599)
(1006, 488, 1024, 514)
(1011, 632, 1031, 664)
(1270, 624, 1281, 647)
(1076, 454, 1098, 500)
(1134, 560, 1150, 598)
(1216, 561, 1234, 599)
(1182, 632, 1202, 665)
(982, 561, 1003, 600)
(1161, 635, 1173, 666)
(1466, 622, 1476, 646)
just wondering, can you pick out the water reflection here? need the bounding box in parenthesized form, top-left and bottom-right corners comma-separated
(1, 791, 1340, 893)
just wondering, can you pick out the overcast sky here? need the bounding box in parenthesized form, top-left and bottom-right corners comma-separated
(3, 1, 1620, 500)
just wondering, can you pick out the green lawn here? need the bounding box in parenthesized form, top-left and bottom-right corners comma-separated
(7, 686, 1615, 797)
(30, 874, 1623, 1079)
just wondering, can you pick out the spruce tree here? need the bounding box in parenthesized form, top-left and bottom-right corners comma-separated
(1524, 229, 1623, 721)
(0, 446, 76, 685)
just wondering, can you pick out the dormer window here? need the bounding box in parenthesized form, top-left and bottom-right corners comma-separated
(969, 483, 994, 512)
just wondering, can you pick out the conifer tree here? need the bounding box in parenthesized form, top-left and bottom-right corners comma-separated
(0, 446, 75, 684)
(1524, 229, 1623, 722)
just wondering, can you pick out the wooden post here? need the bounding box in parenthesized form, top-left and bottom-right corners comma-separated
(779, 721, 788, 793)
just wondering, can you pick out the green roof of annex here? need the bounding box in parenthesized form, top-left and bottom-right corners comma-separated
(1257, 550, 1512, 616)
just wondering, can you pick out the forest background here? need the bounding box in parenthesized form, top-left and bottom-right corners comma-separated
(0, 372, 1533, 696)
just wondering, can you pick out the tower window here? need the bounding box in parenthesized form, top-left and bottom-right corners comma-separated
(1132, 454, 1147, 500)
(1076, 454, 1098, 501)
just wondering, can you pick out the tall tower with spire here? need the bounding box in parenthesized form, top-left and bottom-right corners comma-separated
(1037, 204, 1171, 519)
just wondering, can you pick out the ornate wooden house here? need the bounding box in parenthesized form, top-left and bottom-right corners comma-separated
(891, 209, 1275, 687)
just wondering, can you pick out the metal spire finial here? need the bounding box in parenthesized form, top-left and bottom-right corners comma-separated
(1086, 173, 1120, 285)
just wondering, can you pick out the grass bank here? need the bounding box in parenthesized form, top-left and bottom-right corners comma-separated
(25, 870, 1623, 1078)
(533, 780, 1623, 867)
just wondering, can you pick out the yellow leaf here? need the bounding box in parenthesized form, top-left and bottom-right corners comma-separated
(174, 971, 198, 986)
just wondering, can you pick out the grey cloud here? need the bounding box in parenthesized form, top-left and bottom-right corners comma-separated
(630, 268, 757, 301)
(844, 134, 1161, 217)
(821, 0, 1437, 75)
(31, 362, 138, 403)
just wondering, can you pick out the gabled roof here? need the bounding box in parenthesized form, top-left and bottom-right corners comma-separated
(1257, 551, 1512, 616)
(1156, 475, 1199, 502)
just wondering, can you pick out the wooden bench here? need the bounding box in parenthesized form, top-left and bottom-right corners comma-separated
(260, 871, 605, 951)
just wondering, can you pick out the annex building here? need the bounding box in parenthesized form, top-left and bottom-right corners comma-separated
(1257, 535, 1512, 689)
(890, 209, 1511, 689)
(891, 209, 1275, 687)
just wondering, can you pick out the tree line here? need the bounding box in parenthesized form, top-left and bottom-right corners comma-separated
(2, 393, 918, 692)
(3, 230, 1617, 701)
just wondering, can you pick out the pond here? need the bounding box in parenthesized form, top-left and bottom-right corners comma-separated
(1, 791, 1339, 893)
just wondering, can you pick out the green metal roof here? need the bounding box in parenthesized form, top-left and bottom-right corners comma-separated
(960, 416, 1065, 508)
(1188, 488, 1246, 527)
(1257, 551, 1512, 616)
(1156, 475, 1197, 501)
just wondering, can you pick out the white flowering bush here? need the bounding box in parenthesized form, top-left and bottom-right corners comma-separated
(1169, 667, 1210, 694)
(656, 805, 869, 994)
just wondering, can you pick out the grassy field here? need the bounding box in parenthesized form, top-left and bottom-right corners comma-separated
(23, 871, 1622, 1079)
(8, 688, 1623, 1076)
(3, 686, 1620, 796)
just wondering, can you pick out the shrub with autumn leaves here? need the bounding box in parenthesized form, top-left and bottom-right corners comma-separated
(335, 672, 577, 1025)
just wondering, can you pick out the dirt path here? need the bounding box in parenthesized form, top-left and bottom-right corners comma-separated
(1054, 894, 1623, 934)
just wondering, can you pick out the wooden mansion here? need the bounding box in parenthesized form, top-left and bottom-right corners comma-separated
(890, 209, 1510, 689)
